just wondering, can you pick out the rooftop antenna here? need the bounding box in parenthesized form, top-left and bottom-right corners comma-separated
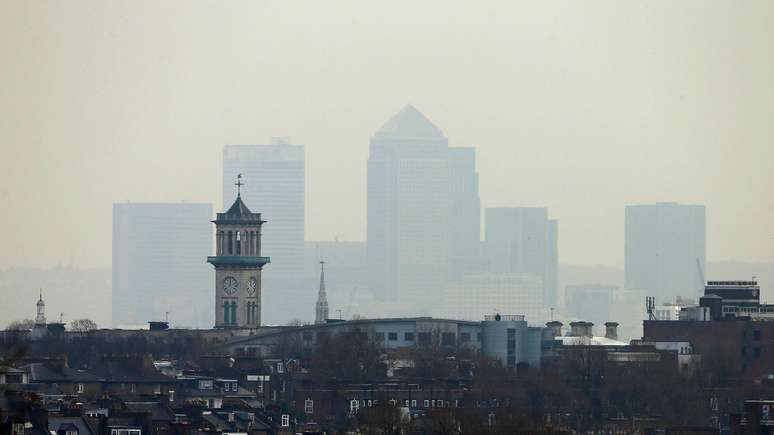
(550, 307, 555, 321)
(646, 296, 656, 320)
(165, 311, 169, 322)
(235, 174, 244, 197)
(59, 312, 64, 323)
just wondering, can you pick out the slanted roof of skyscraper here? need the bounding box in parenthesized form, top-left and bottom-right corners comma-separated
(375, 104, 445, 139)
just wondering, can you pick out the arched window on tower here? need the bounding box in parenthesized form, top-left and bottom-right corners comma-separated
(230, 301, 237, 325)
(227, 231, 233, 255)
(218, 231, 224, 255)
(223, 302, 229, 325)
(236, 231, 241, 255)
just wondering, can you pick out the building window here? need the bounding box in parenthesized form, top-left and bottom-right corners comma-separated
(303, 331, 313, 340)
(228, 231, 233, 254)
(441, 333, 456, 346)
(411, 400, 417, 408)
(424, 400, 429, 408)
(236, 231, 241, 255)
(276, 362, 284, 373)
(305, 398, 314, 414)
(753, 330, 761, 341)
(460, 332, 471, 342)
(350, 399, 359, 413)
(477, 333, 482, 342)
(418, 332, 431, 346)
(754, 347, 762, 359)
(388, 332, 398, 341)
(66, 430, 78, 435)
(232, 382, 238, 391)
(77, 383, 84, 393)
(224, 382, 230, 392)
(281, 414, 289, 427)
(256, 383, 263, 394)
(404, 332, 415, 341)
(130, 384, 136, 393)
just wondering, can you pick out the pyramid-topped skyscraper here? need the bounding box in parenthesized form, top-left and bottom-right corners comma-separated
(367, 105, 480, 313)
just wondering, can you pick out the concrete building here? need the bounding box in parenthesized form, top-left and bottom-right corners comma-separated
(112, 202, 213, 328)
(222, 140, 305, 324)
(438, 272, 546, 324)
(226, 315, 546, 369)
(624, 202, 706, 303)
(484, 207, 558, 308)
(367, 105, 480, 312)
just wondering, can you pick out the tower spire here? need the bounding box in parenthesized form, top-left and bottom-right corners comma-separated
(35, 288, 46, 325)
(235, 173, 244, 197)
(315, 260, 329, 324)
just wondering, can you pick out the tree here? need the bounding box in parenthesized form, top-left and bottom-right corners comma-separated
(69, 318, 98, 332)
(310, 329, 386, 381)
(5, 319, 34, 331)
(358, 403, 410, 435)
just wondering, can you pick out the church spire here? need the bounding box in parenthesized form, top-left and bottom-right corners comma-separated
(315, 261, 329, 324)
(35, 288, 46, 325)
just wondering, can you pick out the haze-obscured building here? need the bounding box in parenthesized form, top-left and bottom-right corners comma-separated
(484, 207, 558, 308)
(367, 105, 480, 313)
(438, 272, 546, 324)
(112, 202, 213, 328)
(564, 284, 617, 327)
(223, 140, 305, 324)
(624, 202, 705, 303)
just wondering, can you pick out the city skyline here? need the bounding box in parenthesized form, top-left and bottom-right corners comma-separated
(2, 2, 772, 270)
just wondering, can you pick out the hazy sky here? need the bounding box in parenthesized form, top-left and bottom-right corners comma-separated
(1, 1, 772, 269)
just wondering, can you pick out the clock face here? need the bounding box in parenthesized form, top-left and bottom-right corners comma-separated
(246, 277, 257, 296)
(223, 277, 238, 295)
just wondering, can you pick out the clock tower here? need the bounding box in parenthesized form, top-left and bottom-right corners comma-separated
(208, 176, 270, 328)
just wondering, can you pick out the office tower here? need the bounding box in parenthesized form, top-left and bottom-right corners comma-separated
(112, 202, 213, 328)
(222, 139, 305, 324)
(367, 105, 480, 311)
(625, 202, 706, 302)
(439, 272, 546, 324)
(484, 207, 558, 307)
(565, 284, 618, 326)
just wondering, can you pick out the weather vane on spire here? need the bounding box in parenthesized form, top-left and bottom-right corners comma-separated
(235, 173, 244, 197)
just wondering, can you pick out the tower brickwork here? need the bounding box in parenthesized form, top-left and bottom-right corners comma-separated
(208, 177, 270, 328)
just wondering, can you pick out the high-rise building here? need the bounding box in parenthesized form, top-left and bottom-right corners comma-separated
(484, 207, 558, 308)
(222, 140, 304, 324)
(367, 105, 480, 312)
(112, 202, 213, 328)
(438, 272, 546, 324)
(625, 202, 706, 303)
(207, 182, 269, 328)
(565, 284, 618, 326)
